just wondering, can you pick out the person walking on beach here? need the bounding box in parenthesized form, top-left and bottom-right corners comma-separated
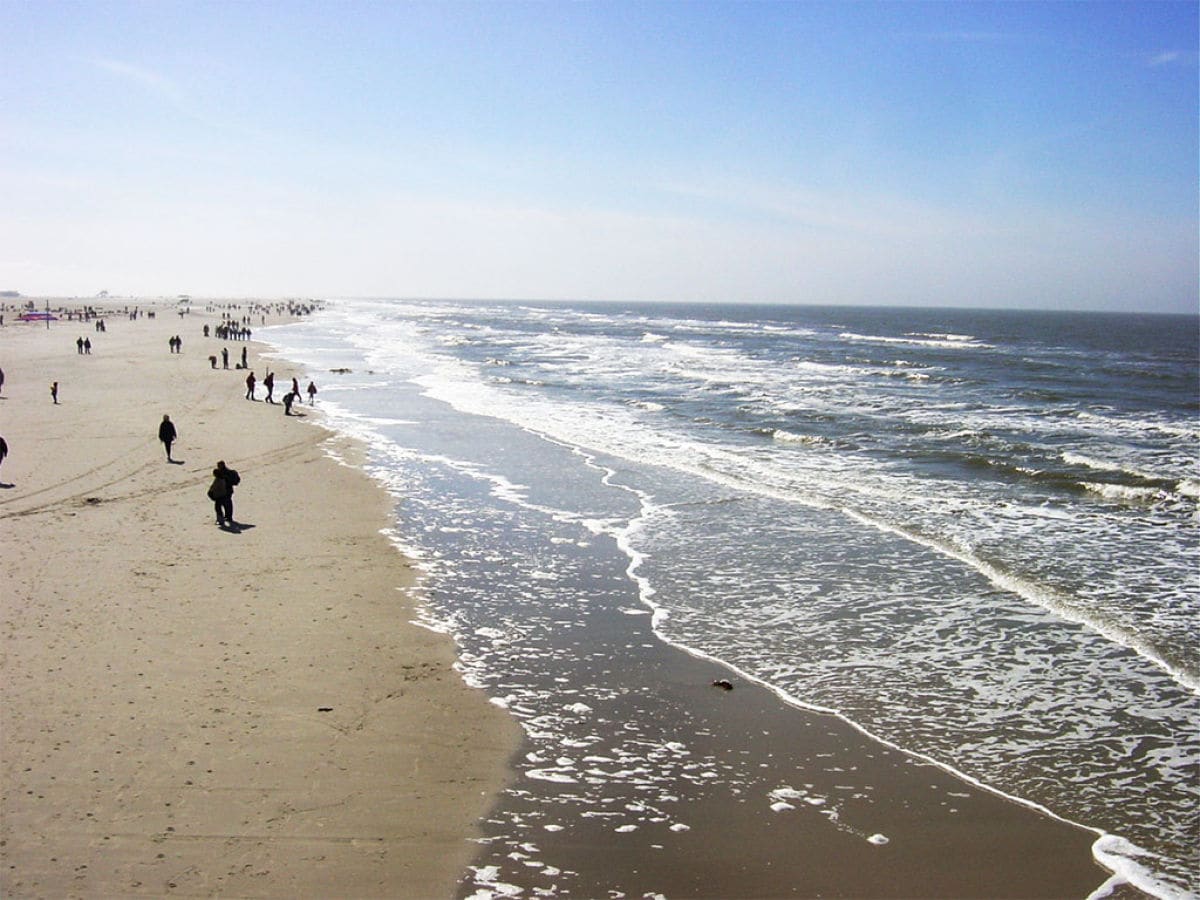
(263, 371, 276, 404)
(241, 346, 248, 369)
(222, 347, 229, 369)
(0, 435, 8, 473)
(158, 414, 177, 462)
(50, 381, 58, 404)
(83, 337, 91, 354)
(208, 460, 241, 529)
(245, 371, 256, 400)
(76, 337, 84, 354)
(306, 380, 317, 405)
(0, 366, 5, 395)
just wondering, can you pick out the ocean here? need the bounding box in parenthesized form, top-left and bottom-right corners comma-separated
(265, 299, 1198, 898)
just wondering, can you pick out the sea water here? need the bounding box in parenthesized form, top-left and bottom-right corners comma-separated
(265, 299, 1198, 897)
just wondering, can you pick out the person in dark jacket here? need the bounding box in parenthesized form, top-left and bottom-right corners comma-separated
(208, 460, 241, 529)
(158, 414, 177, 462)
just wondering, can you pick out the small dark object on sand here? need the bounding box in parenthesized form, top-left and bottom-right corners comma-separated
(712, 679, 734, 691)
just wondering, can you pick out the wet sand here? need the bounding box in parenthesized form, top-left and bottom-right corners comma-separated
(460, 530, 1114, 898)
(0, 301, 519, 898)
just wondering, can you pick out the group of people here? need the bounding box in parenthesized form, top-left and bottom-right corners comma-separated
(208, 345, 248, 370)
(167, 335, 184, 353)
(244, 370, 317, 415)
(211, 322, 252, 341)
(74, 336, 92, 354)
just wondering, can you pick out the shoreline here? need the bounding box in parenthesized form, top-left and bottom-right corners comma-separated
(0, 301, 520, 897)
(258, 309, 1119, 899)
(451, 528, 1114, 899)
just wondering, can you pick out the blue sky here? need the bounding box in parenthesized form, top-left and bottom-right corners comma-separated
(1, 1, 1196, 312)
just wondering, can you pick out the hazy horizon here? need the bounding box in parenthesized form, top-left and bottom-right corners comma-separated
(9, 294, 1199, 321)
(2, 2, 1196, 314)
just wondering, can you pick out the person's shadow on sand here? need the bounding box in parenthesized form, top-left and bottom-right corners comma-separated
(0, 481, 13, 489)
(219, 521, 255, 534)
(168, 458, 185, 465)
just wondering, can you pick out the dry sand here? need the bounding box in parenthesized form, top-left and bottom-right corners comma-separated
(0, 301, 519, 898)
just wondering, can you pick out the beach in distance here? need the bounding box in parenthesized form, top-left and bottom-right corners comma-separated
(2, 296, 1195, 900)
(0, 299, 519, 898)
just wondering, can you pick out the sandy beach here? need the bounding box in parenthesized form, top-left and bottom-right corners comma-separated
(0, 300, 519, 898)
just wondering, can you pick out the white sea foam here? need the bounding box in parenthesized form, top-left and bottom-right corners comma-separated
(840, 507, 1199, 693)
(1092, 835, 1198, 900)
(1176, 478, 1200, 499)
(840, 331, 992, 349)
(911, 332, 976, 343)
(1081, 482, 1165, 503)
(1062, 450, 1171, 485)
(466, 865, 525, 898)
(526, 768, 577, 784)
(1063, 451, 1126, 473)
(772, 429, 828, 446)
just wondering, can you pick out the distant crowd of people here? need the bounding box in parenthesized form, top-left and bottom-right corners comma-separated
(3, 300, 325, 530)
(212, 322, 253, 341)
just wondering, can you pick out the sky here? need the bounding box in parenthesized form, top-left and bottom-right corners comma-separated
(1, 1, 1196, 312)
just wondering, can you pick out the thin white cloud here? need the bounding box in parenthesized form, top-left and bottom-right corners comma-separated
(92, 58, 183, 104)
(1146, 50, 1189, 67)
